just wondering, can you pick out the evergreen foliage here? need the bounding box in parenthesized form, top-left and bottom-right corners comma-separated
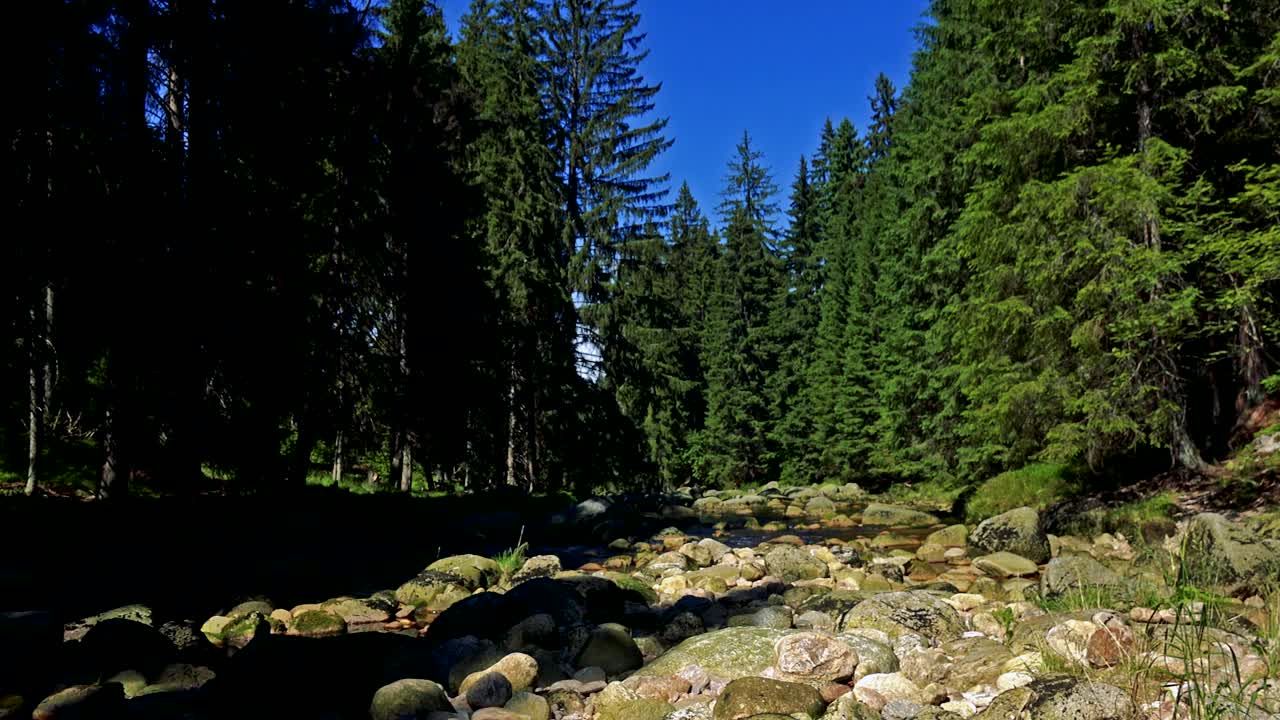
(7, 0, 1280, 497)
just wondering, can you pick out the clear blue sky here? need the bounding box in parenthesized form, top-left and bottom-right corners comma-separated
(438, 0, 931, 226)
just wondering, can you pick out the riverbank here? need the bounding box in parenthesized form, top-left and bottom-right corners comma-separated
(2, 481, 1277, 719)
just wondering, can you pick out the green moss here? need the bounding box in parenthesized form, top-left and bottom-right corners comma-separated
(291, 609, 346, 635)
(965, 463, 1078, 523)
(601, 571, 658, 603)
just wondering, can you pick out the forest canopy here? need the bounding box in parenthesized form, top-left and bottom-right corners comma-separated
(5, 0, 1280, 498)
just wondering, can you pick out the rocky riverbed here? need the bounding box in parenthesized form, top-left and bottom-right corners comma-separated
(2, 482, 1278, 719)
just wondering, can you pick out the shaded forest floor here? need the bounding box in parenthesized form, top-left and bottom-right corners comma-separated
(0, 488, 593, 623)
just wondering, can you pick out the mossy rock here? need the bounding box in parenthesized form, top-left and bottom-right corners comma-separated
(575, 623, 642, 675)
(205, 612, 268, 649)
(1039, 554, 1124, 598)
(591, 682, 672, 720)
(427, 554, 502, 590)
(712, 676, 826, 720)
(764, 545, 828, 582)
(925, 525, 968, 548)
(599, 572, 658, 603)
(861, 503, 940, 527)
(1182, 513, 1280, 592)
(974, 676, 1133, 720)
(395, 570, 470, 608)
(288, 609, 346, 637)
(969, 507, 1049, 564)
(369, 679, 451, 720)
(840, 591, 963, 642)
(634, 627, 791, 681)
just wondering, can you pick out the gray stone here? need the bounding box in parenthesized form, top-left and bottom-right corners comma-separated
(969, 507, 1049, 564)
(576, 623, 643, 675)
(728, 605, 794, 630)
(465, 671, 513, 709)
(1182, 513, 1280, 591)
(369, 679, 451, 720)
(712, 676, 827, 720)
(862, 503, 941, 527)
(635, 627, 792, 681)
(764, 545, 828, 582)
(1039, 554, 1124, 598)
(840, 592, 963, 642)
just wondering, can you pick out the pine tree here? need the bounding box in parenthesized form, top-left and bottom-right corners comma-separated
(702, 133, 780, 485)
(770, 156, 824, 483)
(459, 0, 574, 490)
(799, 119, 865, 481)
(540, 0, 672, 374)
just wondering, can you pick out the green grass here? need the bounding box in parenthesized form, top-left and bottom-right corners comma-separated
(880, 478, 966, 512)
(493, 543, 528, 579)
(965, 463, 1077, 523)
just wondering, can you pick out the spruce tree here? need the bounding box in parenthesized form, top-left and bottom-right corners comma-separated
(702, 133, 780, 485)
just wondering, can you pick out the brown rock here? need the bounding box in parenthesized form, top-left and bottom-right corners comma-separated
(622, 674, 692, 703)
(820, 682, 852, 703)
(1086, 625, 1133, 668)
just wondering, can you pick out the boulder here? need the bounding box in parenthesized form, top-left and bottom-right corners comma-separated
(321, 597, 392, 626)
(464, 671, 513, 709)
(821, 693, 883, 720)
(972, 552, 1039, 578)
(862, 503, 940, 527)
(575, 623, 643, 675)
(840, 592, 963, 642)
(806, 496, 838, 516)
(764, 545, 828, 582)
(591, 681, 673, 720)
(969, 507, 1049, 563)
(853, 672, 924, 707)
(925, 525, 969, 548)
(511, 555, 562, 584)
(835, 632, 898, 679)
(287, 609, 346, 638)
(32, 684, 126, 720)
(1039, 554, 1124, 598)
(712, 676, 826, 720)
(426, 554, 502, 590)
(78, 618, 175, 679)
(394, 571, 471, 609)
(635, 627, 792, 681)
(773, 631, 859, 684)
(728, 606, 794, 630)
(972, 676, 1133, 720)
(368, 679, 451, 720)
(1182, 513, 1280, 591)
(461, 652, 539, 694)
(504, 691, 550, 720)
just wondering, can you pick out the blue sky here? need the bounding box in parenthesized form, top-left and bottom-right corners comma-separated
(438, 0, 931, 226)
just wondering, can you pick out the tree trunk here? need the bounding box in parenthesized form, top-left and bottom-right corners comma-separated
(1132, 22, 1203, 472)
(99, 405, 129, 499)
(389, 430, 403, 486)
(332, 430, 344, 485)
(291, 412, 315, 487)
(506, 371, 519, 487)
(398, 443, 413, 493)
(26, 346, 38, 496)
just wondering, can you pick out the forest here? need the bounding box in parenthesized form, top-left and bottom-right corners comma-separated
(6, 0, 1280, 500)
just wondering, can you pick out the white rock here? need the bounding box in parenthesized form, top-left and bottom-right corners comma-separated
(942, 699, 978, 718)
(996, 671, 1035, 692)
(853, 673, 924, 706)
(946, 593, 988, 612)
